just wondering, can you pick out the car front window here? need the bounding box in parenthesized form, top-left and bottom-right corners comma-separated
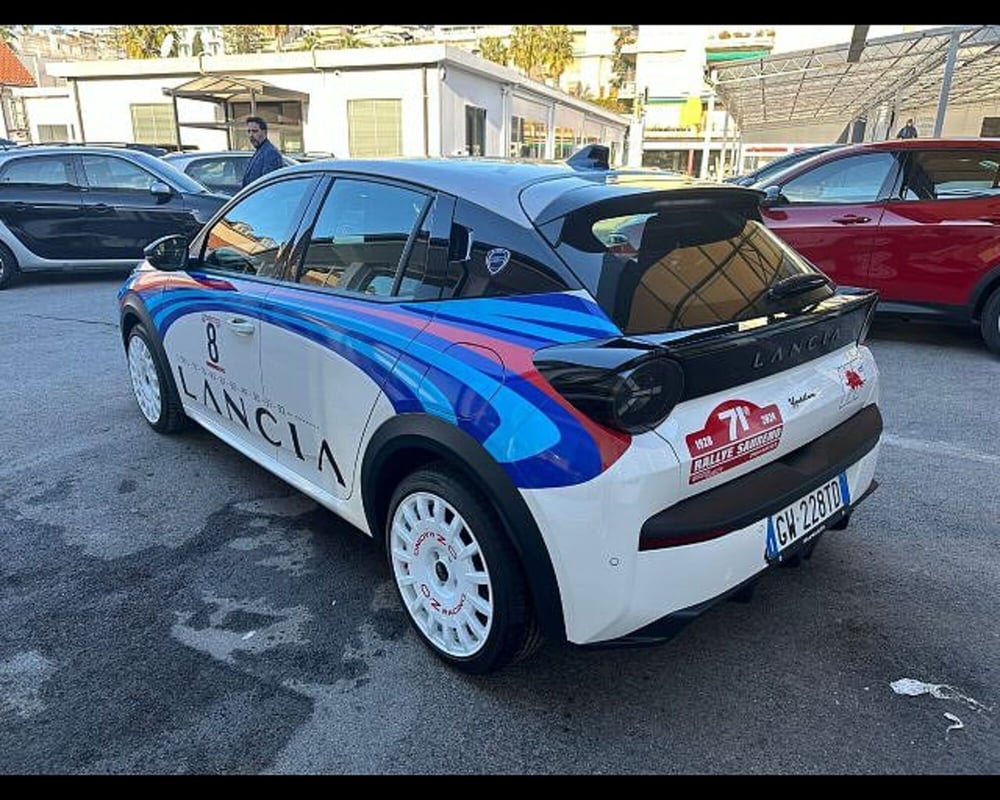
(296, 178, 429, 296)
(81, 154, 163, 190)
(201, 176, 317, 277)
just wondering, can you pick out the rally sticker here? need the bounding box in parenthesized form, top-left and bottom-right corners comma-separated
(685, 399, 784, 484)
(838, 359, 866, 408)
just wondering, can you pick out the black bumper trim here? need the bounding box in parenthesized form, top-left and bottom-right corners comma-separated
(639, 403, 883, 551)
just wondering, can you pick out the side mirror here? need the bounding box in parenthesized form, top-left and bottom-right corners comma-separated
(143, 234, 189, 271)
(759, 184, 787, 208)
(150, 181, 173, 198)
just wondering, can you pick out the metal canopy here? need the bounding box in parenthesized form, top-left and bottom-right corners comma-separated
(712, 25, 1000, 133)
(163, 74, 308, 104)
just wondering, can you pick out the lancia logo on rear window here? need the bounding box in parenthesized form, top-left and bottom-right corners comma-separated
(485, 248, 511, 275)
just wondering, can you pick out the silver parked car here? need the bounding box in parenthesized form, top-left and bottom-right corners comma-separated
(162, 150, 298, 196)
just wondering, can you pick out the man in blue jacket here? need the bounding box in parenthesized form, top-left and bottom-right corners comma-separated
(242, 116, 284, 188)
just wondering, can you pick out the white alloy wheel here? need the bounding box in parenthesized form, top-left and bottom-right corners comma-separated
(128, 333, 163, 424)
(389, 490, 493, 659)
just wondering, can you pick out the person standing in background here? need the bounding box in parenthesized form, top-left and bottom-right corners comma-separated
(897, 118, 918, 139)
(242, 116, 284, 188)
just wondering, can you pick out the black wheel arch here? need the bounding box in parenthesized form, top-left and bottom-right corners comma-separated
(361, 413, 566, 643)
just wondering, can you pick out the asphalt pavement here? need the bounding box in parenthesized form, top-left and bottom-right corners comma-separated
(1, 272, 997, 774)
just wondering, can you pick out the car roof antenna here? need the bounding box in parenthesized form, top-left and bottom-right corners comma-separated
(567, 144, 610, 170)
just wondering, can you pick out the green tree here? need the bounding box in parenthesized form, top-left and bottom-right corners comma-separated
(541, 26, 574, 83)
(610, 25, 637, 89)
(508, 25, 574, 83)
(191, 31, 204, 57)
(478, 36, 508, 67)
(222, 25, 266, 55)
(508, 25, 547, 81)
(0, 26, 17, 49)
(114, 25, 179, 59)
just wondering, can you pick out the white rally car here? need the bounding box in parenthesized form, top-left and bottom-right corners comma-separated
(118, 146, 882, 674)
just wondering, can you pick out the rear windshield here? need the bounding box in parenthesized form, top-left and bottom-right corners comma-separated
(553, 204, 832, 335)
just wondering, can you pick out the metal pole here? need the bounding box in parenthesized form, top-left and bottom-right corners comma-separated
(701, 88, 715, 179)
(933, 30, 960, 137)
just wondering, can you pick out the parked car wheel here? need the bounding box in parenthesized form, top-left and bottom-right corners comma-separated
(981, 288, 1000, 356)
(386, 465, 542, 674)
(126, 324, 185, 433)
(0, 241, 19, 290)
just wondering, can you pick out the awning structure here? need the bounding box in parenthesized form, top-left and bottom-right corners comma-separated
(163, 74, 308, 106)
(163, 74, 309, 146)
(711, 25, 1000, 134)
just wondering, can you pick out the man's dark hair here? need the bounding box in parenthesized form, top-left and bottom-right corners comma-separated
(246, 116, 268, 133)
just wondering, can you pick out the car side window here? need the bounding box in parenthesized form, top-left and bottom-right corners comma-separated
(201, 176, 316, 278)
(900, 149, 1000, 200)
(439, 198, 573, 299)
(779, 152, 897, 204)
(80, 155, 158, 191)
(296, 178, 429, 296)
(0, 155, 77, 186)
(187, 158, 242, 193)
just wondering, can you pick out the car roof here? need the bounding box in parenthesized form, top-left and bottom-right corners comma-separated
(268, 156, 745, 224)
(752, 137, 1000, 187)
(848, 137, 1000, 152)
(0, 144, 170, 165)
(164, 150, 253, 160)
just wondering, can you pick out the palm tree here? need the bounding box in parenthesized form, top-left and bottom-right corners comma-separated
(222, 25, 265, 55)
(265, 25, 289, 52)
(478, 36, 508, 67)
(508, 25, 575, 83)
(0, 26, 17, 49)
(508, 25, 547, 81)
(541, 26, 574, 83)
(114, 25, 178, 59)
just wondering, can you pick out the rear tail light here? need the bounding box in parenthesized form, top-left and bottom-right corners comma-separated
(538, 354, 685, 434)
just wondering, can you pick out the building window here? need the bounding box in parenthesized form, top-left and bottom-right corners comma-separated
(510, 114, 546, 159)
(231, 101, 303, 153)
(37, 124, 70, 143)
(981, 117, 1000, 138)
(347, 99, 403, 158)
(554, 126, 577, 160)
(130, 103, 178, 147)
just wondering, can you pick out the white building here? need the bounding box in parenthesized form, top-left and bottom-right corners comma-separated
(36, 44, 629, 164)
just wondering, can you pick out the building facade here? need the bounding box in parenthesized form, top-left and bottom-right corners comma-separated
(37, 44, 628, 164)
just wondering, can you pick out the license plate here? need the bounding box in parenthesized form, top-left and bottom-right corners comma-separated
(765, 474, 850, 562)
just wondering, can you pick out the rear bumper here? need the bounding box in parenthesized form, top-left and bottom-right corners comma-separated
(639, 403, 882, 551)
(521, 411, 882, 646)
(586, 477, 879, 649)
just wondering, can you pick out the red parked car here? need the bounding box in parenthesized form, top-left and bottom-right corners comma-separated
(755, 138, 1000, 354)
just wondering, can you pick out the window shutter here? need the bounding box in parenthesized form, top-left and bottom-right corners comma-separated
(347, 99, 402, 158)
(130, 104, 178, 146)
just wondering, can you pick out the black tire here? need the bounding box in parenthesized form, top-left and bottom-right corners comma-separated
(385, 464, 543, 675)
(125, 323, 186, 433)
(981, 287, 1000, 356)
(0, 241, 19, 290)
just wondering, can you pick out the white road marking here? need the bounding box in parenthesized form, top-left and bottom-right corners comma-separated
(882, 433, 1000, 466)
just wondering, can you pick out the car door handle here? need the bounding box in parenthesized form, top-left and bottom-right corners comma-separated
(978, 216, 1000, 225)
(89, 203, 113, 214)
(226, 317, 255, 336)
(832, 215, 872, 224)
(12, 201, 30, 212)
